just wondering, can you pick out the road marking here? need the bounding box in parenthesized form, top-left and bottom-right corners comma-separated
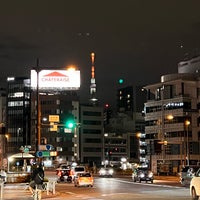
(102, 193, 129, 196)
(65, 191, 76, 195)
(113, 178, 183, 189)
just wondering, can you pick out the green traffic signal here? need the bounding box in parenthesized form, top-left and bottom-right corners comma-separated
(118, 78, 124, 84)
(66, 120, 75, 129)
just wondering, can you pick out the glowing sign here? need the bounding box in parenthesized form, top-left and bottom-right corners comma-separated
(31, 69, 80, 90)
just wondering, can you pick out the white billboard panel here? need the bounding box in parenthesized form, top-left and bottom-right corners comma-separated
(31, 69, 80, 90)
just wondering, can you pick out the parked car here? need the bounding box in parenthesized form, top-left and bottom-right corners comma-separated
(190, 168, 200, 200)
(74, 172, 94, 187)
(132, 168, 153, 183)
(99, 167, 114, 177)
(179, 165, 200, 186)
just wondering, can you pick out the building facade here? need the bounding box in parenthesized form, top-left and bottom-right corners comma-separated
(6, 77, 31, 155)
(0, 87, 6, 168)
(144, 73, 200, 175)
(31, 90, 80, 166)
(79, 105, 104, 167)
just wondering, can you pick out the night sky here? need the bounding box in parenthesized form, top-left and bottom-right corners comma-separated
(0, 0, 200, 107)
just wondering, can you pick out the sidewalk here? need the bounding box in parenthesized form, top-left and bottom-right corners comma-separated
(154, 175, 180, 182)
(2, 183, 60, 200)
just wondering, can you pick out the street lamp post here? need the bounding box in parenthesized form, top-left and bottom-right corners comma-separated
(185, 120, 190, 166)
(33, 59, 42, 163)
(36, 62, 41, 149)
(71, 122, 80, 162)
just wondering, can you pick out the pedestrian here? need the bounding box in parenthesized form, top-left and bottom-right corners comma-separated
(29, 163, 44, 197)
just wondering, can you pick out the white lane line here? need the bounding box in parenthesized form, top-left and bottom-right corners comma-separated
(113, 178, 182, 189)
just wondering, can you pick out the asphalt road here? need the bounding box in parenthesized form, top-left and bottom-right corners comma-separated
(3, 171, 189, 200)
(54, 178, 190, 200)
(46, 170, 190, 200)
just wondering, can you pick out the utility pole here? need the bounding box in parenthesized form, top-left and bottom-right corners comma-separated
(35, 59, 41, 159)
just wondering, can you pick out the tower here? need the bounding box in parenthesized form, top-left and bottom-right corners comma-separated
(90, 52, 98, 104)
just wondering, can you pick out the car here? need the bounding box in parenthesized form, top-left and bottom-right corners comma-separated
(99, 167, 114, 177)
(56, 168, 73, 183)
(71, 166, 86, 180)
(56, 164, 73, 183)
(190, 168, 200, 200)
(179, 165, 200, 186)
(74, 172, 94, 187)
(132, 168, 153, 183)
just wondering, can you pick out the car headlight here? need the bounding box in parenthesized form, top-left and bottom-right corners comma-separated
(100, 169, 106, 174)
(148, 172, 153, 178)
(108, 169, 114, 175)
(139, 173, 145, 178)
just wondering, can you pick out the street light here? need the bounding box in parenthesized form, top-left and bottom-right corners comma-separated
(185, 120, 190, 166)
(72, 123, 81, 162)
(161, 114, 174, 164)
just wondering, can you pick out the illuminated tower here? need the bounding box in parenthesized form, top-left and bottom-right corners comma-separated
(90, 52, 98, 104)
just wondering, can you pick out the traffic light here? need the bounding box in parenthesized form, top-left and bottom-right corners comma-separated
(65, 119, 75, 129)
(118, 78, 124, 84)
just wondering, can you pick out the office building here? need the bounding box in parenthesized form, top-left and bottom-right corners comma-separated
(79, 104, 104, 167)
(144, 73, 200, 174)
(6, 77, 31, 155)
(0, 87, 6, 167)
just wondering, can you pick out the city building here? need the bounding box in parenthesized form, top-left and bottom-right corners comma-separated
(144, 73, 200, 175)
(79, 104, 104, 167)
(6, 77, 31, 155)
(103, 132, 129, 167)
(104, 85, 146, 166)
(0, 87, 6, 168)
(178, 55, 200, 73)
(31, 91, 80, 166)
(30, 68, 81, 167)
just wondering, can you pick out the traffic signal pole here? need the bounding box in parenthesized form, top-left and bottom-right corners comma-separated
(35, 59, 42, 163)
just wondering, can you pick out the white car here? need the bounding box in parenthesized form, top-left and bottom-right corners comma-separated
(190, 168, 200, 200)
(99, 167, 114, 177)
(71, 166, 86, 180)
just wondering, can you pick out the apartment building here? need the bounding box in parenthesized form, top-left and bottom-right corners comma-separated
(144, 73, 200, 175)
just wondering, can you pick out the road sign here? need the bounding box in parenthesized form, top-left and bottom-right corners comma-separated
(24, 147, 29, 153)
(49, 115, 59, 122)
(46, 144, 51, 150)
(36, 151, 43, 157)
(36, 151, 50, 157)
(38, 144, 53, 151)
(50, 151, 57, 156)
(64, 128, 72, 133)
(50, 122, 58, 131)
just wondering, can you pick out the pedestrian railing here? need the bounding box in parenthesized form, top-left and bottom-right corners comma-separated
(42, 180, 56, 195)
(0, 180, 4, 200)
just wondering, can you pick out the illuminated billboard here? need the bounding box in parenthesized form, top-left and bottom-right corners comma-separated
(31, 69, 80, 90)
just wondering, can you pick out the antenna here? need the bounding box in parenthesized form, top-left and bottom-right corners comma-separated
(90, 52, 98, 104)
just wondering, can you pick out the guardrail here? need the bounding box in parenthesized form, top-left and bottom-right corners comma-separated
(34, 180, 56, 200)
(43, 180, 56, 195)
(0, 180, 4, 200)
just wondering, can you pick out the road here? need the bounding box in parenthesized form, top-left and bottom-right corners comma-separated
(46, 171, 191, 200)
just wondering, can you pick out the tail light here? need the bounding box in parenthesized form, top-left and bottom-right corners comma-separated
(58, 171, 62, 176)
